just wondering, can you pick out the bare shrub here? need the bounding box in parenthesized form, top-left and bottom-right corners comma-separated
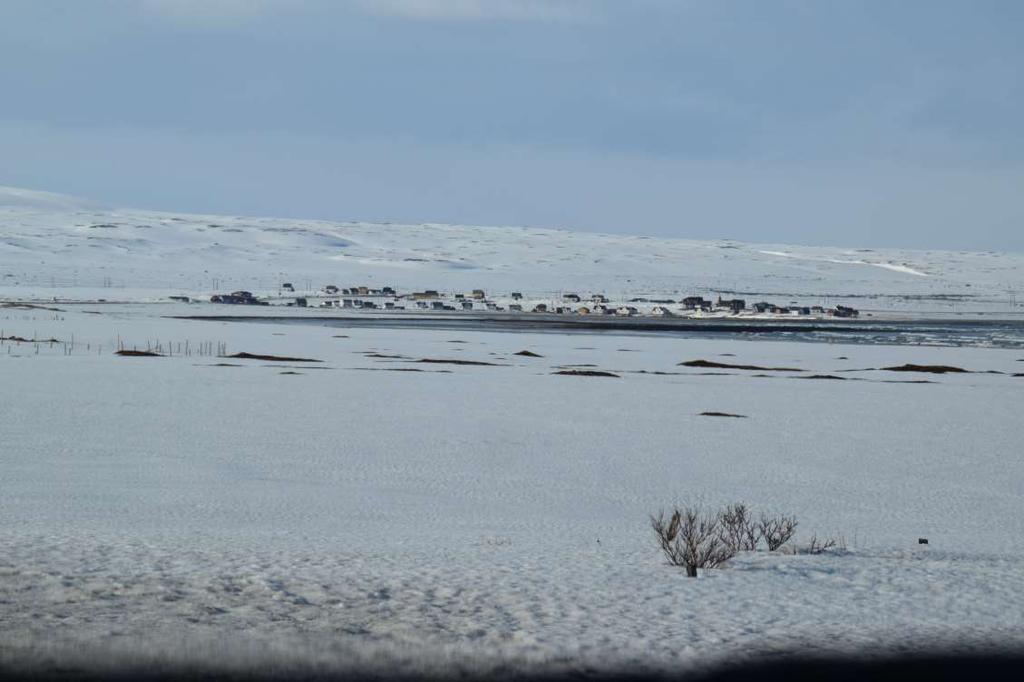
(651, 506, 736, 577)
(719, 502, 761, 552)
(759, 512, 798, 551)
(801, 533, 846, 555)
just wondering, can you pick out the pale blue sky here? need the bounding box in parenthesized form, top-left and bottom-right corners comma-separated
(1, 0, 1022, 249)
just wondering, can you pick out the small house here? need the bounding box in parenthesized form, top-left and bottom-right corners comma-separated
(716, 297, 746, 313)
(532, 303, 548, 313)
(833, 305, 859, 318)
(471, 289, 486, 300)
(324, 285, 340, 294)
(616, 306, 638, 316)
(563, 293, 581, 302)
(281, 283, 294, 292)
(461, 300, 474, 310)
(651, 306, 674, 317)
(511, 292, 523, 300)
(509, 304, 523, 312)
(681, 296, 705, 309)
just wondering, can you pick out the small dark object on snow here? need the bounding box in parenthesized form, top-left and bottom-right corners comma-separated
(919, 538, 929, 545)
(514, 350, 543, 357)
(115, 349, 163, 357)
(700, 411, 747, 418)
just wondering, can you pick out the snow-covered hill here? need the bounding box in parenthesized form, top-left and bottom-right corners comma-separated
(1, 185, 1022, 309)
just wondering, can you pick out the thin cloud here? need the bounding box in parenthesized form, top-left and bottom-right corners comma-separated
(140, 0, 305, 24)
(141, 0, 593, 24)
(349, 0, 592, 22)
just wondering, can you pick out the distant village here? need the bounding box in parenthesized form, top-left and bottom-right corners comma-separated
(193, 283, 860, 318)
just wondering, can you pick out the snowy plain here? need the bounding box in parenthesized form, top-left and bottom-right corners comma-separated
(2, 187, 1024, 676)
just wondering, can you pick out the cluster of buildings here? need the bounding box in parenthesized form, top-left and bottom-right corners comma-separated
(209, 290, 269, 306)
(203, 285, 860, 318)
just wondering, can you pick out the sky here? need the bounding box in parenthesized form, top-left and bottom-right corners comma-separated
(1, 0, 1022, 251)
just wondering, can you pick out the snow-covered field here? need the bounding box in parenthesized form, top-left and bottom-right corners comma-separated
(2, 187, 1023, 675)
(2, 302, 1024, 675)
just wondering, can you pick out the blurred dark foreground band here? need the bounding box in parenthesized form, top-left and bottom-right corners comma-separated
(1, 652, 1023, 682)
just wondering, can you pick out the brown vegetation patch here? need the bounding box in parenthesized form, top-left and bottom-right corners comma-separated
(631, 370, 685, 376)
(228, 352, 322, 362)
(416, 358, 503, 366)
(514, 350, 543, 357)
(880, 364, 969, 374)
(553, 369, 620, 378)
(1, 335, 60, 343)
(679, 359, 802, 372)
(352, 367, 453, 374)
(699, 411, 747, 418)
(0, 303, 62, 311)
(115, 349, 163, 357)
(880, 379, 935, 384)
